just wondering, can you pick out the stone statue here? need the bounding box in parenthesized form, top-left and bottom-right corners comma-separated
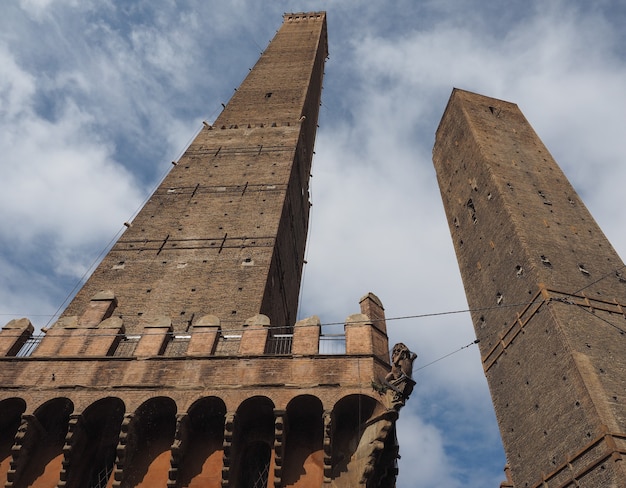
(375, 343, 417, 411)
(385, 342, 417, 382)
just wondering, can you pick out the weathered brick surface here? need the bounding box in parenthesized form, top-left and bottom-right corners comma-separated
(359, 292, 387, 335)
(0, 354, 389, 412)
(292, 316, 321, 355)
(134, 317, 172, 356)
(239, 314, 270, 355)
(186, 316, 220, 356)
(345, 313, 391, 366)
(82, 316, 124, 356)
(433, 88, 626, 487)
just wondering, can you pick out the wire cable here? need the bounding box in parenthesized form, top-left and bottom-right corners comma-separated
(570, 264, 626, 296)
(413, 339, 480, 374)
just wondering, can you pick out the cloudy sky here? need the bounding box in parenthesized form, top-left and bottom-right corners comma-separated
(2, 0, 626, 486)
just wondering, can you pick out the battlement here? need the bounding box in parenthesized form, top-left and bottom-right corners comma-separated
(283, 11, 326, 22)
(0, 292, 390, 362)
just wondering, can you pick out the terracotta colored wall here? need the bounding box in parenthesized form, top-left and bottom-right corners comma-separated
(28, 452, 64, 488)
(184, 449, 222, 488)
(134, 450, 171, 488)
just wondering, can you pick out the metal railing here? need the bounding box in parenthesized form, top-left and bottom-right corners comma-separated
(264, 334, 293, 355)
(15, 334, 44, 357)
(8, 331, 348, 357)
(319, 334, 346, 355)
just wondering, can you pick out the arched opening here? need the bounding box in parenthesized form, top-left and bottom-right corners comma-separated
(64, 397, 125, 488)
(18, 397, 73, 488)
(178, 397, 226, 488)
(282, 395, 324, 487)
(0, 398, 26, 483)
(231, 396, 275, 488)
(122, 397, 177, 488)
(331, 395, 381, 479)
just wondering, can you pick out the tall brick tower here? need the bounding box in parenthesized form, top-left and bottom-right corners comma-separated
(0, 12, 413, 488)
(433, 89, 626, 487)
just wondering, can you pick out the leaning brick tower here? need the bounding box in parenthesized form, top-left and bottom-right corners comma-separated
(0, 12, 413, 488)
(433, 88, 626, 487)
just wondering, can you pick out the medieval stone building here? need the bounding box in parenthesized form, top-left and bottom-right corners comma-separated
(0, 12, 413, 488)
(434, 89, 626, 487)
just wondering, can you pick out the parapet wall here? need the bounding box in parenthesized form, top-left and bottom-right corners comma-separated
(0, 292, 390, 361)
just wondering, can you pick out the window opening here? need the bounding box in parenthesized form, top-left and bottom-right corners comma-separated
(241, 441, 271, 488)
(467, 199, 477, 224)
(538, 190, 552, 205)
(540, 255, 552, 267)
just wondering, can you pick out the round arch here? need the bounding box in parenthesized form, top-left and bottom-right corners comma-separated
(122, 396, 177, 488)
(231, 396, 275, 488)
(15, 397, 74, 488)
(177, 396, 227, 488)
(64, 397, 125, 488)
(330, 394, 384, 477)
(282, 395, 324, 487)
(0, 398, 27, 484)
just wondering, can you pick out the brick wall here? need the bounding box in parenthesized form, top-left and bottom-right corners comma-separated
(433, 88, 626, 487)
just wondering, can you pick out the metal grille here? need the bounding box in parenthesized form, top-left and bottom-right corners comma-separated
(89, 461, 114, 488)
(251, 459, 270, 488)
(264, 334, 292, 355)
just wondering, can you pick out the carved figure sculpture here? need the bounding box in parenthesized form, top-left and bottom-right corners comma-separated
(385, 343, 417, 382)
(382, 343, 417, 410)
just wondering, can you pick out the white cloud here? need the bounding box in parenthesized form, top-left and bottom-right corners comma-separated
(1, 1, 625, 486)
(396, 411, 462, 488)
(18, 0, 77, 18)
(0, 44, 36, 119)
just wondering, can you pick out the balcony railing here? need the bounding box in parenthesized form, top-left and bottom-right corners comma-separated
(264, 334, 293, 355)
(15, 334, 44, 357)
(319, 334, 346, 355)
